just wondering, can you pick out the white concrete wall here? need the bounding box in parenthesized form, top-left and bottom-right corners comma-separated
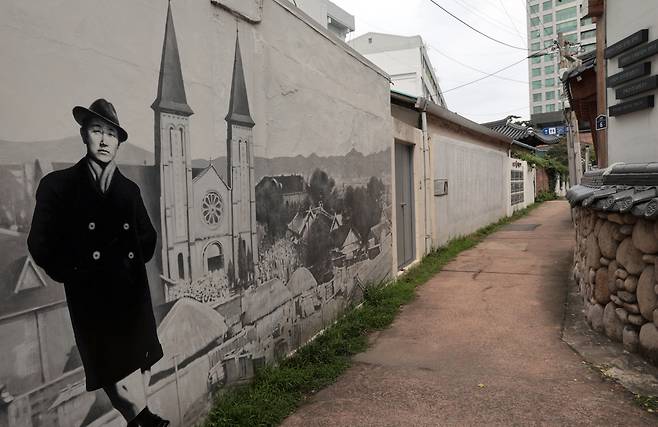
(429, 125, 509, 248)
(606, 0, 658, 163)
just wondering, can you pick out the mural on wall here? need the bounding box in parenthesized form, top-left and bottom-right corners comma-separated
(0, 2, 392, 427)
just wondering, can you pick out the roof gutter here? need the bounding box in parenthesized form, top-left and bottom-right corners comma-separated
(414, 96, 513, 150)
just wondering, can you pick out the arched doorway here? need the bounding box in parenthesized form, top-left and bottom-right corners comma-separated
(205, 242, 224, 273)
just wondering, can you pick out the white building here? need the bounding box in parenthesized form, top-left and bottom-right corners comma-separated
(601, 0, 658, 163)
(285, 0, 355, 40)
(350, 32, 447, 107)
(527, 0, 596, 115)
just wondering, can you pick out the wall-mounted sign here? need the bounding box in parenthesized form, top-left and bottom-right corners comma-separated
(605, 29, 649, 59)
(595, 114, 607, 130)
(607, 62, 651, 87)
(619, 39, 658, 68)
(609, 95, 655, 117)
(542, 126, 568, 136)
(615, 75, 658, 99)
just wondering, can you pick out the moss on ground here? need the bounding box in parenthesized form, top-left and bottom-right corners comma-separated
(204, 203, 543, 427)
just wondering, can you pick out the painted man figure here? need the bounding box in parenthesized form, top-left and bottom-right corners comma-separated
(28, 99, 169, 427)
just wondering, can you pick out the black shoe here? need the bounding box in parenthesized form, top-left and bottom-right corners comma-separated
(128, 407, 170, 427)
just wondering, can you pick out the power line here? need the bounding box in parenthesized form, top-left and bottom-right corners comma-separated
(450, 0, 526, 41)
(425, 0, 529, 50)
(497, 0, 526, 45)
(441, 46, 554, 94)
(427, 44, 528, 84)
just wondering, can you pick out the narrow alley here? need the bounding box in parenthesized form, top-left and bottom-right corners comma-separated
(283, 201, 657, 426)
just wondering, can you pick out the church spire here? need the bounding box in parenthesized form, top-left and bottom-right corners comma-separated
(152, 1, 193, 116)
(225, 31, 255, 128)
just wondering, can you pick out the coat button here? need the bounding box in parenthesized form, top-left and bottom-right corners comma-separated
(123, 223, 130, 231)
(128, 251, 135, 259)
(92, 251, 101, 260)
(88, 222, 96, 230)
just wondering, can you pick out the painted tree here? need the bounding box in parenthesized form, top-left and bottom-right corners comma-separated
(307, 169, 338, 212)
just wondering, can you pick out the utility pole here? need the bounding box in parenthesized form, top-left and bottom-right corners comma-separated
(557, 33, 583, 185)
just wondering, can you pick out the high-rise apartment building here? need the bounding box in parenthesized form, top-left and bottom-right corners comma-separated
(527, 0, 596, 117)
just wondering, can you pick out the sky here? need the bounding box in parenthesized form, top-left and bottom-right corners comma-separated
(331, 0, 531, 124)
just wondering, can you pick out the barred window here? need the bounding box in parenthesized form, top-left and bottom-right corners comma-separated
(511, 169, 524, 206)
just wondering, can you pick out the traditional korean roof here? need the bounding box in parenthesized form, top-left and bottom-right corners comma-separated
(482, 116, 560, 146)
(151, 1, 194, 116)
(566, 163, 658, 218)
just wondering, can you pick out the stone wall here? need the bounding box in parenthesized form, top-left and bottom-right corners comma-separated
(572, 206, 658, 364)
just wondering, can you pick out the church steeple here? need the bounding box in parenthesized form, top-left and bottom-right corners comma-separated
(152, 1, 193, 116)
(225, 32, 255, 128)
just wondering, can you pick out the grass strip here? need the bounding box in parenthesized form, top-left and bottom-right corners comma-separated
(204, 202, 544, 427)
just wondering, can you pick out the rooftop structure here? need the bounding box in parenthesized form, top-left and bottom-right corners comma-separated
(350, 33, 446, 106)
(285, 0, 355, 40)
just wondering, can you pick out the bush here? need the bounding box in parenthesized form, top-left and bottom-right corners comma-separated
(536, 191, 558, 202)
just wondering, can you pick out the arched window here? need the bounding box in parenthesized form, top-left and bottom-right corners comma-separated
(205, 243, 224, 273)
(177, 253, 185, 279)
(169, 127, 175, 158)
(179, 127, 185, 156)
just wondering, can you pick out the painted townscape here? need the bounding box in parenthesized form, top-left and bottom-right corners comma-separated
(0, 4, 391, 427)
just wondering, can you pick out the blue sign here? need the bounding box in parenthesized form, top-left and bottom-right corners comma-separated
(542, 126, 569, 136)
(596, 114, 608, 130)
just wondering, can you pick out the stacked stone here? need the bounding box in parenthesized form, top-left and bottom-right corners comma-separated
(572, 207, 658, 364)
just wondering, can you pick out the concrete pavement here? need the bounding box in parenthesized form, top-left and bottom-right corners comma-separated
(282, 201, 658, 426)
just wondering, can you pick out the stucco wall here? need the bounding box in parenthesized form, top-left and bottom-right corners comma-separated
(606, 0, 658, 164)
(0, 0, 392, 426)
(430, 124, 509, 248)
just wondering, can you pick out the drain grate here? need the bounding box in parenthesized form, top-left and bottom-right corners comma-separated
(500, 223, 540, 231)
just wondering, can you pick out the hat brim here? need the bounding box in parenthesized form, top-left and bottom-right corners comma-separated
(73, 106, 128, 143)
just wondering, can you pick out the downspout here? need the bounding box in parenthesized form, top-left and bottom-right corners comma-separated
(416, 97, 431, 255)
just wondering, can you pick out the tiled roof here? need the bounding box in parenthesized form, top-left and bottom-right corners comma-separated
(566, 163, 658, 217)
(482, 117, 560, 146)
(0, 232, 65, 318)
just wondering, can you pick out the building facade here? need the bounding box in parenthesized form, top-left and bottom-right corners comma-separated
(527, 0, 596, 117)
(284, 0, 355, 40)
(350, 33, 447, 107)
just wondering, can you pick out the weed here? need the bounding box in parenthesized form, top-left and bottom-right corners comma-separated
(634, 394, 658, 413)
(203, 203, 543, 426)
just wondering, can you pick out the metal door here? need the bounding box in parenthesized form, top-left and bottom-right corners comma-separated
(395, 142, 415, 269)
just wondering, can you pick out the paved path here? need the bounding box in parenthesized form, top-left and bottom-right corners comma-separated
(283, 201, 658, 426)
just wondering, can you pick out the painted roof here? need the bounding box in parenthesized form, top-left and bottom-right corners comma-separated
(151, 2, 194, 116)
(287, 267, 317, 297)
(226, 34, 255, 128)
(0, 232, 65, 319)
(242, 278, 291, 324)
(157, 298, 228, 360)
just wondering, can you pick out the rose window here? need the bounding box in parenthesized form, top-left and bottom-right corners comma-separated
(202, 192, 223, 226)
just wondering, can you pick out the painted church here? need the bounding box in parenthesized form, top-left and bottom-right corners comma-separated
(152, 4, 258, 292)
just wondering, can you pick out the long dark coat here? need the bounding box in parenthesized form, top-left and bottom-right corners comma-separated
(28, 158, 163, 391)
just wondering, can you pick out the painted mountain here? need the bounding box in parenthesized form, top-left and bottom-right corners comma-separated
(0, 137, 154, 165)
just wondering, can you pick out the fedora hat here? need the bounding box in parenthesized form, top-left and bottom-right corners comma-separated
(73, 98, 128, 143)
